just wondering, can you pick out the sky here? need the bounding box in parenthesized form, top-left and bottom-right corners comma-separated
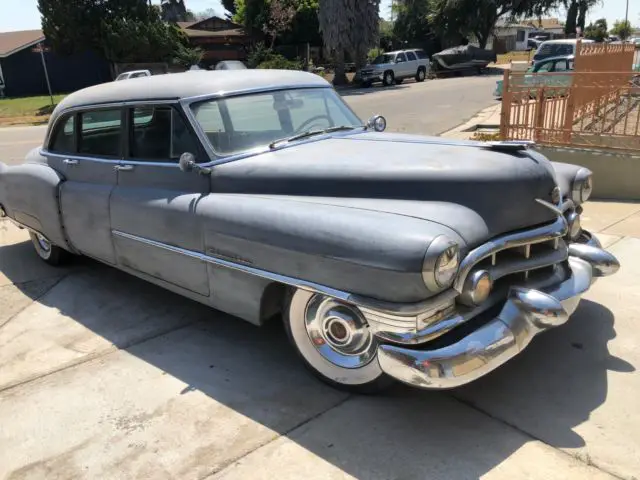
(1, 0, 638, 34)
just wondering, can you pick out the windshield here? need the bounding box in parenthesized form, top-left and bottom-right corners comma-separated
(190, 87, 363, 156)
(371, 54, 394, 65)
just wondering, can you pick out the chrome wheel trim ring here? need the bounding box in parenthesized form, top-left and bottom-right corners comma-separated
(34, 233, 52, 259)
(288, 289, 383, 385)
(418, 69, 425, 80)
(385, 72, 393, 84)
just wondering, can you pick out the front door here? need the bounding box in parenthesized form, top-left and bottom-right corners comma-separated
(45, 108, 123, 264)
(109, 104, 211, 296)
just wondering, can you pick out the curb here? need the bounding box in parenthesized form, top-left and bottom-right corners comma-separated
(439, 104, 502, 140)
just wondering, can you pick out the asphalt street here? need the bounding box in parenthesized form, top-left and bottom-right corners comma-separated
(0, 75, 499, 166)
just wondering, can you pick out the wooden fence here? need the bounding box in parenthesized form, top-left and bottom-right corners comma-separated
(500, 41, 640, 151)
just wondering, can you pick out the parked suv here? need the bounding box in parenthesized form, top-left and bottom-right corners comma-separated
(357, 49, 430, 87)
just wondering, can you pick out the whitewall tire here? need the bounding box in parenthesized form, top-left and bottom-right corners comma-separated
(29, 232, 68, 266)
(283, 288, 394, 393)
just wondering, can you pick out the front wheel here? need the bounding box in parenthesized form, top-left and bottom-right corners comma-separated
(382, 70, 395, 87)
(29, 232, 68, 266)
(283, 289, 394, 394)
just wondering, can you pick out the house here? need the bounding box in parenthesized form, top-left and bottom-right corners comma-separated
(179, 16, 256, 68)
(486, 20, 535, 52)
(0, 29, 110, 98)
(527, 18, 565, 36)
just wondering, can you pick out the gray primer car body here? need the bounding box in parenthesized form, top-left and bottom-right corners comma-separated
(0, 70, 585, 327)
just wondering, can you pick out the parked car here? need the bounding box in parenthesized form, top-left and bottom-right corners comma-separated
(0, 70, 619, 393)
(532, 39, 594, 65)
(115, 69, 152, 81)
(494, 55, 575, 98)
(215, 60, 247, 70)
(357, 49, 430, 87)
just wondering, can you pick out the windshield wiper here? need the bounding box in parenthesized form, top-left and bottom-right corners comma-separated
(269, 125, 360, 149)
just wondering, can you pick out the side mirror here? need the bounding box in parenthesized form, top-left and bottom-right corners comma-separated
(179, 152, 196, 172)
(366, 115, 387, 132)
(179, 152, 211, 175)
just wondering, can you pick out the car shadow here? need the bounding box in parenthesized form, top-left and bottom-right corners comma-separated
(0, 237, 632, 478)
(339, 83, 411, 97)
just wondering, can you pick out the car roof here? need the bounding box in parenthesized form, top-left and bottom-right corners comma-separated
(53, 69, 330, 115)
(538, 39, 594, 45)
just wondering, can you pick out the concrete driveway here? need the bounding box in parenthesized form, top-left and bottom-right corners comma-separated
(0, 200, 638, 480)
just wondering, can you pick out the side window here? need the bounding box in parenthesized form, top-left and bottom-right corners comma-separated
(406, 51, 417, 61)
(49, 115, 75, 153)
(415, 50, 428, 59)
(396, 53, 407, 63)
(554, 60, 568, 72)
(129, 106, 199, 161)
(79, 109, 122, 157)
(536, 61, 554, 73)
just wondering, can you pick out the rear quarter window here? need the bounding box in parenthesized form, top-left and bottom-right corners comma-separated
(414, 50, 429, 59)
(49, 115, 75, 153)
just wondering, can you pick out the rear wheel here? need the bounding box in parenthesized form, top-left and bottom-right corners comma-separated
(283, 289, 394, 394)
(382, 70, 395, 87)
(29, 232, 68, 266)
(415, 67, 426, 82)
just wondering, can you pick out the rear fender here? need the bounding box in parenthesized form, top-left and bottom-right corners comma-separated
(0, 160, 71, 251)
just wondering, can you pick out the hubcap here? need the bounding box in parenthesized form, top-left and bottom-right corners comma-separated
(304, 295, 377, 369)
(36, 233, 51, 253)
(419, 70, 425, 80)
(385, 73, 392, 83)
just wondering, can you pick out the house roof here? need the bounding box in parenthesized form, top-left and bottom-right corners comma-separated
(182, 27, 246, 38)
(527, 18, 564, 30)
(0, 29, 45, 58)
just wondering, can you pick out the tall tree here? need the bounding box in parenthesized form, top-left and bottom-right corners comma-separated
(318, 0, 380, 85)
(221, 0, 237, 16)
(263, 0, 296, 47)
(584, 18, 607, 42)
(160, 0, 189, 22)
(39, 0, 197, 68)
(392, 0, 439, 53)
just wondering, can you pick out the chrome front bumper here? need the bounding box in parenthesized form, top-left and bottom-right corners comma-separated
(376, 233, 619, 389)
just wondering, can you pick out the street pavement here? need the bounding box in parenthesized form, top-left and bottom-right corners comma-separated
(2, 76, 638, 480)
(0, 75, 499, 166)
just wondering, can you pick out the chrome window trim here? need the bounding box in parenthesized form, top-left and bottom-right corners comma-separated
(43, 150, 121, 164)
(111, 229, 455, 317)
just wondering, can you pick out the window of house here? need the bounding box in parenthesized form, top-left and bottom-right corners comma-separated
(49, 115, 75, 153)
(79, 109, 122, 157)
(129, 106, 199, 161)
(396, 52, 407, 62)
(517, 30, 526, 42)
(406, 51, 417, 61)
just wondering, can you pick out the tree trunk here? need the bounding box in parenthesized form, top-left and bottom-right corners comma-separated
(565, 0, 578, 36)
(577, 1, 587, 31)
(477, 32, 488, 49)
(332, 48, 348, 86)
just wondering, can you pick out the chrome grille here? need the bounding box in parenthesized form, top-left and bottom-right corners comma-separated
(454, 216, 568, 294)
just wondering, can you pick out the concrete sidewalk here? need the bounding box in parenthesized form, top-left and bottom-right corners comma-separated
(1, 200, 639, 479)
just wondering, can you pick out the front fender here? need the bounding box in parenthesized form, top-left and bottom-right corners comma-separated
(198, 194, 466, 303)
(550, 161, 590, 203)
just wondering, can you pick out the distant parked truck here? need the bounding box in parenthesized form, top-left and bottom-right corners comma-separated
(357, 49, 430, 87)
(115, 70, 152, 81)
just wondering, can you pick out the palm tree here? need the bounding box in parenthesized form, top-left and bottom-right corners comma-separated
(319, 0, 380, 85)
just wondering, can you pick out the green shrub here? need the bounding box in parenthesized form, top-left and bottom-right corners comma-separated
(257, 55, 302, 70)
(367, 47, 383, 63)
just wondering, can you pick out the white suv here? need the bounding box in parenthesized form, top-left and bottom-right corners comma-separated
(358, 49, 430, 87)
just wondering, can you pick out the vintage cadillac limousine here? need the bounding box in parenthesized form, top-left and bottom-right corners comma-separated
(0, 70, 620, 392)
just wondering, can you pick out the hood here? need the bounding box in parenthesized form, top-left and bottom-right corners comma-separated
(213, 132, 560, 247)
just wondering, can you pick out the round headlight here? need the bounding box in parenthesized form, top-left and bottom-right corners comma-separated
(435, 246, 459, 287)
(572, 169, 593, 204)
(422, 236, 460, 291)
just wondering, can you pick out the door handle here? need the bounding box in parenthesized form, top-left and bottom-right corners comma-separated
(63, 159, 78, 166)
(114, 164, 134, 172)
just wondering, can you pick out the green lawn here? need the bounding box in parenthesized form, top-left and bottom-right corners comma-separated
(0, 94, 67, 122)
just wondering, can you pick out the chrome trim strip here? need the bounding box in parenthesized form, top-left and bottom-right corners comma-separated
(111, 229, 448, 316)
(44, 151, 121, 164)
(453, 216, 568, 292)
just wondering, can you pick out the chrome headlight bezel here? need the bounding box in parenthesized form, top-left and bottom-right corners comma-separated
(571, 168, 593, 205)
(423, 236, 460, 291)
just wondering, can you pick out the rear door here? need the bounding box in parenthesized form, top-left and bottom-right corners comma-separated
(405, 50, 418, 78)
(109, 103, 212, 296)
(44, 107, 123, 264)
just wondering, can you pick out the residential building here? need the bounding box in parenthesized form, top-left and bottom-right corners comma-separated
(0, 29, 110, 98)
(486, 20, 535, 52)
